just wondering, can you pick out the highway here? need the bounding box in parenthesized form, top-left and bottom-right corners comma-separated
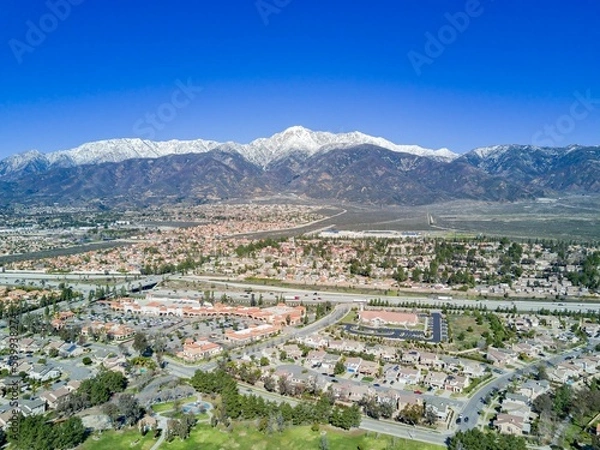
(1, 270, 599, 314)
(176, 275, 600, 313)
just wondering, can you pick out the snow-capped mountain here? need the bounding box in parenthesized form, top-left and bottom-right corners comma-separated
(0, 126, 457, 179)
(236, 126, 456, 165)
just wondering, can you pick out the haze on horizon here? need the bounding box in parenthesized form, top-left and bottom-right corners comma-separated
(1, 0, 599, 159)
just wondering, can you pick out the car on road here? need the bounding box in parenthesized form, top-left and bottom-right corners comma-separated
(373, 383, 380, 387)
(414, 390, 422, 394)
(456, 418, 462, 424)
(464, 416, 469, 423)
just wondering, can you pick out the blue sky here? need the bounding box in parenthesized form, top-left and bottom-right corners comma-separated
(0, 0, 599, 158)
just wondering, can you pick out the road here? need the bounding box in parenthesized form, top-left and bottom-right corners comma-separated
(177, 275, 600, 314)
(240, 381, 450, 446)
(2, 270, 599, 314)
(458, 340, 597, 432)
(163, 303, 351, 378)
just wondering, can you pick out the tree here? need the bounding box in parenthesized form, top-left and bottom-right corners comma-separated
(152, 333, 167, 364)
(394, 266, 408, 283)
(360, 396, 381, 419)
(397, 403, 424, 426)
(318, 434, 330, 450)
(117, 393, 144, 427)
(133, 332, 149, 355)
(54, 417, 87, 450)
(448, 428, 527, 450)
(553, 384, 573, 418)
(334, 360, 346, 375)
(424, 406, 438, 425)
(7, 415, 86, 450)
(535, 363, 548, 381)
(82, 356, 92, 366)
(102, 402, 120, 427)
(278, 376, 292, 396)
(263, 375, 276, 392)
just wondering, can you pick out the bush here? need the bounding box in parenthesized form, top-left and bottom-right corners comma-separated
(82, 356, 92, 366)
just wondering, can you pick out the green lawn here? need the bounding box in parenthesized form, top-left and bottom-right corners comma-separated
(447, 314, 491, 350)
(151, 396, 198, 413)
(161, 424, 445, 450)
(78, 429, 157, 450)
(163, 411, 209, 421)
(341, 309, 358, 324)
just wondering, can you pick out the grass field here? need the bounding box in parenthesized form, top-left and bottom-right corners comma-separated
(341, 309, 358, 324)
(78, 429, 156, 450)
(447, 314, 491, 350)
(80, 423, 445, 450)
(151, 396, 197, 413)
(163, 424, 445, 450)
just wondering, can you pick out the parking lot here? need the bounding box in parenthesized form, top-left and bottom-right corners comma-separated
(342, 312, 447, 343)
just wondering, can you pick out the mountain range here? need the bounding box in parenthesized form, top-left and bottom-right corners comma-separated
(0, 126, 598, 207)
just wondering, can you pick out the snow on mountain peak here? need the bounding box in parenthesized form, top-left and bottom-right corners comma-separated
(238, 126, 458, 165)
(2, 126, 458, 173)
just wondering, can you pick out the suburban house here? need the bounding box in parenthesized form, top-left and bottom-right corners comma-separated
(20, 398, 46, 416)
(425, 397, 451, 422)
(281, 344, 303, 360)
(419, 352, 444, 369)
(461, 361, 487, 378)
(401, 350, 420, 365)
(0, 410, 13, 430)
(40, 380, 80, 410)
(486, 347, 517, 366)
(396, 391, 423, 411)
(28, 365, 61, 382)
(397, 367, 422, 385)
(58, 342, 85, 358)
(518, 380, 550, 400)
(300, 335, 329, 349)
(348, 384, 373, 402)
(345, 357, 362, 374)
(512, 342, 540, 358)
(494, 413, 530, 435)
(444, 375, 470, 393)
(321, 354, 342, 374)
(358, 360, 380, 377)
(306, 350, 327, 368)
(424, 371, 447, 390)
